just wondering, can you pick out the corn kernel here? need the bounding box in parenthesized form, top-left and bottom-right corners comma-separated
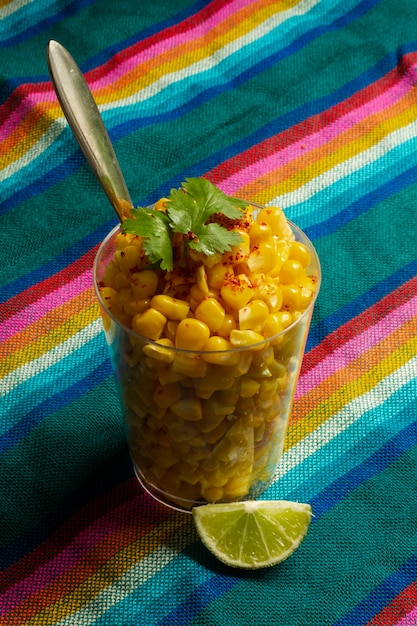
(196, 265, 209, 295)
(206, 263, 233, 290)
(228, 230, 250, 264)
(248, 220, 272, 244)
(154, 382, 182, 409)
(100, 286, 118, 309)
(171, 397, 203, 421)
(151, 294, 190, 320)
(201, 336, 240, 365)
(220, 274, 254, 310)
(230, 329, 265, 349)
(257, 206, 292, 238)
(130, 270, 159, 298)
(281, 284, 302, 310)
(132, 307, 167, 340)
(123, 297, 151, 317)
(289, 241, 311, 267)
(279, 259, 305, 284)
(114, 271, 132, 290)
(216, 313, 237, 338)
(115, 245, 141, 272)
(238, 299, 269, 331)
(175, 318, 210, 350)
(247, 240, 276, 273)
(195, 297, 226, 332)
(172, 354, 208, 378)
(240, 377, 260, 398)
(202, 485, 224, 502)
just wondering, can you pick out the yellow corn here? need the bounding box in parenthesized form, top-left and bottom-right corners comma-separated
(143, 337, 175, 363)
(220, 274, 254, 310)
(201, 336, 240, 365)
(227, 230, 250, 264)
(230, 329, 265, 349)
(154, 382, 182, 409)
(132, 307, 167, 340)
(196, 264, 209, 295)
(194, 297, 225, 332)
(238, 299, 269, 331)
(114, 271, 132, 290)
(279, 259, 305, 284)
(171, 397, 203, 421)
(247, 240, 276, 273)
(256, 280, 283, 312)
(100, 286, 118, 309)
(123, 297, 150, 317)
(130, 270, 159, 298)
(206, 263, 233, 290)
(281, 284, 302, 310)
(151, 294, 190, 320)
(115, 245, 141, 272)
(248, 220, 272, 243)
(172, 354, 208, 378)
(289, 241, 311, 267)
(175, 318, 210, 350)
(240, 377, 260, 398)
(216, 313, 237, 338)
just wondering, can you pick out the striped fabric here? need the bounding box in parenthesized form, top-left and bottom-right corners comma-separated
(1, 0, 416, 624)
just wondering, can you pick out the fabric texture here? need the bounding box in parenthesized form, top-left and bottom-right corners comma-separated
(1, 0, 417, 624)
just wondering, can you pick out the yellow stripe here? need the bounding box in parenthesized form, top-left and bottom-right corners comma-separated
(244, 94, 417, 203)
(284, 334, 417, 450)
(0, 303, 99, 377)
(21, 515, 192, 626)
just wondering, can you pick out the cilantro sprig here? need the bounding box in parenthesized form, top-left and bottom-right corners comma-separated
(122, 178, 247, 271)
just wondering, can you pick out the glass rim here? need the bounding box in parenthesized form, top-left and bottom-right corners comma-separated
(93, 213, 321, 355)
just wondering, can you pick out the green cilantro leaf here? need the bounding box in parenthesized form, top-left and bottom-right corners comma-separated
(122, 178, 247, 271)
(122, 208, 173, 271)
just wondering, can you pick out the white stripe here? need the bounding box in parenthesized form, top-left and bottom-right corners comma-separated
(0, 119, 66, 182)
(268, 118, 417, 208)
(54, 542, 193, 626)
(0, 0, 34, 20)
(99, 0, 321, 111)
(273, 355, 417, 482)
(1, 319, 102, 394)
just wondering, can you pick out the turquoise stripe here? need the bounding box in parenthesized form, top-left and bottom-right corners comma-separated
(285, 131, 417, 228)
(0, 0, 73, 41)
(277, 375, 417, 503)
(0, 0, 362, 202)
(0, 332, 108, 434)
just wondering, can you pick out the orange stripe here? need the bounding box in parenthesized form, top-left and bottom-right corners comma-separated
(237, 84, 417, 199)
(0, 288, 95, 360)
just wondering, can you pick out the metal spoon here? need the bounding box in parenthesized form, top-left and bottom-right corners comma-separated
(47, 39, 133, 222)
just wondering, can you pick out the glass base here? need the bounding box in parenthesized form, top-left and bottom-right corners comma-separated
(133, 464, 274, 513)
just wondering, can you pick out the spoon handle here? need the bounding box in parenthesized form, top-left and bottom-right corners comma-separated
(47, 40, 132, 222)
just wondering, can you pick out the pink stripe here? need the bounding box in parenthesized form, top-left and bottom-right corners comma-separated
(0, 491, 145, 614)
(220, 69, 417, 194)
(89, 0, 259, 90)
(296, 295, 417, 398)
(395, 607, 417, 626)
(0, 0, 257, 141)
(0, 269, 93, 343)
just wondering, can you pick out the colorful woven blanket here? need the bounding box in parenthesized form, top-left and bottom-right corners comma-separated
(1, 0, 416, 624)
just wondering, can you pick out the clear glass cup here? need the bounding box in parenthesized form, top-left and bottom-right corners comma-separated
(93, 213, 321, 512)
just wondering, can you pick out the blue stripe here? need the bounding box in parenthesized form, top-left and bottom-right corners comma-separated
(0, 334, 109, 434)
(0, 219, 114, 302)
(0, 359, 113, 454)
(307, 257, 417, 350)
(286, 132, 417, 229)
(1, 0, 395, 214)
(280, 382, 417, 504)
(0, 0, 98, 47)
(309, 418, 417, 521)
(303, 165, 417, 241)
(333, 553, 417, 625)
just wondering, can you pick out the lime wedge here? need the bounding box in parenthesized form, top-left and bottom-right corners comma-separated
(192, 500, 312, 569)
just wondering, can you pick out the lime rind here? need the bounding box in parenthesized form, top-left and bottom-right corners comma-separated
(192, 500, 312, 569)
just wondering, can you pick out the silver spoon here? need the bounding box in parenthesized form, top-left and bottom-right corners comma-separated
(47, 40, 133, 222)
